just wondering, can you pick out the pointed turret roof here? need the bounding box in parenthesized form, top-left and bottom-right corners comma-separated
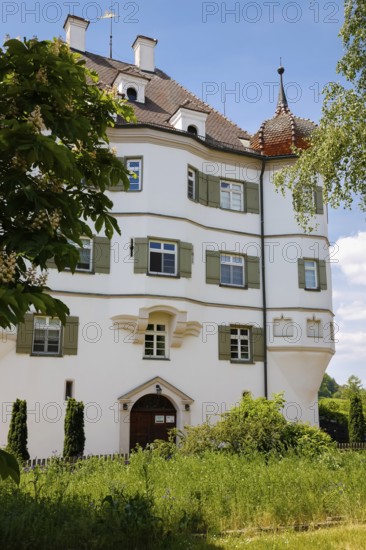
(250, 66, 316, 156)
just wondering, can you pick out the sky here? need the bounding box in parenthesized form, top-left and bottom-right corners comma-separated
(1, 0, 365, 386)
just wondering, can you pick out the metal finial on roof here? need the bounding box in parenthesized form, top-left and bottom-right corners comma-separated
(276, 64, 288, 111)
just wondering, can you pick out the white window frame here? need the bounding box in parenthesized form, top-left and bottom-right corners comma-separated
(67, 237, 93, 272)
(126, 158, 142, 191)
(220, 181, 244, 211)
(148, 240, 177, 276)
(144, 323, 167, 358)
(32, 316, 61, 355)
(187, 167, 196, 200)
(230, 327, 251, 361)
(304, 260, 318, 289)
(220, 254, 245, 287)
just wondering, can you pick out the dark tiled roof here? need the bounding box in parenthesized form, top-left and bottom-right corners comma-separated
(250, 105, 316, 156)
(80, 50, 251, 153)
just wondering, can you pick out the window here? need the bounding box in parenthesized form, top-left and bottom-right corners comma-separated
(148, 241, 177, 276)
(126, 158, 142, 191)
(187, 168, 196, 200)
(230, 327, 250, 361)
(16, 314, 79, 356)
(187, 125, 198, 136)
(206, 250, 259, 289)
(134, 238, 193, 278)
(144, 324, 166, 358)
(68, 237, 93, 272)
(49, 236, 110, 274)
(32, 316, 61, 355)
(220, 254, 244, 287)
(127, 87, 137, 101)
(65, 380, 74, 400)
(298, 259, 327, 291)
(218, 325, 264, 363)
(220, 181, 243, 211)
(305, 260, 318, 289)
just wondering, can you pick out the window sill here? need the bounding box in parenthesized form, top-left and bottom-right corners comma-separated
(31, 353, 63, 358)
(147, 272, 180, 279)
(230, 359, 253, 365)
(143, 357, 170, 361)
(219, 283, 246, 290)
(304, 287, 321, 292)
(219, 206, 244, 214)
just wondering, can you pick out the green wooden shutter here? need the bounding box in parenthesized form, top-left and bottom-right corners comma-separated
(93, 236, 110, 273)
(134, 238, 149, 273)
(252, 327, 265, 362)
(16, 313, 34, 354)
(319, 260, 327, 290)
(315, 186, 324, 215)
(63, 316, 79, 356)
(108, 157, 126, 191)
(46, 257, 57, 269)
(218, 325, 231, 360)
(198, 172, 208, 205)
(206, 250, 220, 285)
(298, 259, 305, 289)
(207, 175, 220, 208)
(246, 256, 260, 289)
(179, 241, 193, 278)
(245, 182, 260, 214)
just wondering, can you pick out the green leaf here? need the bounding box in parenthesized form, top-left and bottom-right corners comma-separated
(0, 449, 20, 484)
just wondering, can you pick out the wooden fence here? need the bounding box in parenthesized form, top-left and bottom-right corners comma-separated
(25, 453, 130, 468)
(337, 442, 366, 450)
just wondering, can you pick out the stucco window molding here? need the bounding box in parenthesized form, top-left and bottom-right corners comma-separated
(111, 305, 201, 348)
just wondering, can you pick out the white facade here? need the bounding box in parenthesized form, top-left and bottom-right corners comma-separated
(0, 25, 334, 458)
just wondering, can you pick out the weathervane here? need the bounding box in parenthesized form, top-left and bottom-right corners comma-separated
(99, 6, 115, 59)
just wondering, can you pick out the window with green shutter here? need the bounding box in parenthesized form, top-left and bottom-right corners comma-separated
(16, 314, 79, 356)
(134, 238, 193, 278)
(206, 250, 260, 289)
(47, 236, 110, 274)
(298, 258, 327, 291)
(218, 324, 264, 363)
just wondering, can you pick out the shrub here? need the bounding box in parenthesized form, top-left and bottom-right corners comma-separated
(6, 399, 30, 462)
(174, 393, 334, 458)
(349, 393, 365, 443)
(63, 399, 85, 458)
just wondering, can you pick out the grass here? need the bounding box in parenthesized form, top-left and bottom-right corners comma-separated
(1, 450, 366, 548)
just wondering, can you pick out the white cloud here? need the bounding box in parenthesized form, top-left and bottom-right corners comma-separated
(335, 330, 366, 360)
(335, 232, 366, 285)
(336, 300, 366, 322)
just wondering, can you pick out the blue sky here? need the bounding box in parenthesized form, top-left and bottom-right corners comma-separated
(2, 0, 365, 386)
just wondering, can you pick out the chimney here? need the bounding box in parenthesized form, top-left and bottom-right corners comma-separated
(132, 36, 158, 72)
(63, 15, 89, 52)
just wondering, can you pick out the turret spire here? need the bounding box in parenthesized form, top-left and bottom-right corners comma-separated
(276, 65, 289, 113)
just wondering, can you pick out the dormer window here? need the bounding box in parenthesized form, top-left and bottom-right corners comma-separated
(127, 87, 137, 101)
(169, 107, 208, 138)
(113, 71, 150, 104)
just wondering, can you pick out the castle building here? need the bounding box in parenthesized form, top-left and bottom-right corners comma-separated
(0, 16, 335, 457)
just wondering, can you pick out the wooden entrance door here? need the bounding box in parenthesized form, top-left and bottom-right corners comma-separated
(130, 394, 176, 451)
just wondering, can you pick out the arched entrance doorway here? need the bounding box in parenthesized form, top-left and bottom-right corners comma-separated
(130, 394, 176, 451)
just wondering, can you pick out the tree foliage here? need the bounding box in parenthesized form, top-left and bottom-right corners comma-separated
(6, 399, 29, 461)
(0, 37, 135, 328)
(348, 393, 365, 443)
(0, 449, 20, 484)
(63, 399, 85, 458)
(319, 372, 340, 398)
(163, 393, 335, 458)
(274, 0, 366, 227)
